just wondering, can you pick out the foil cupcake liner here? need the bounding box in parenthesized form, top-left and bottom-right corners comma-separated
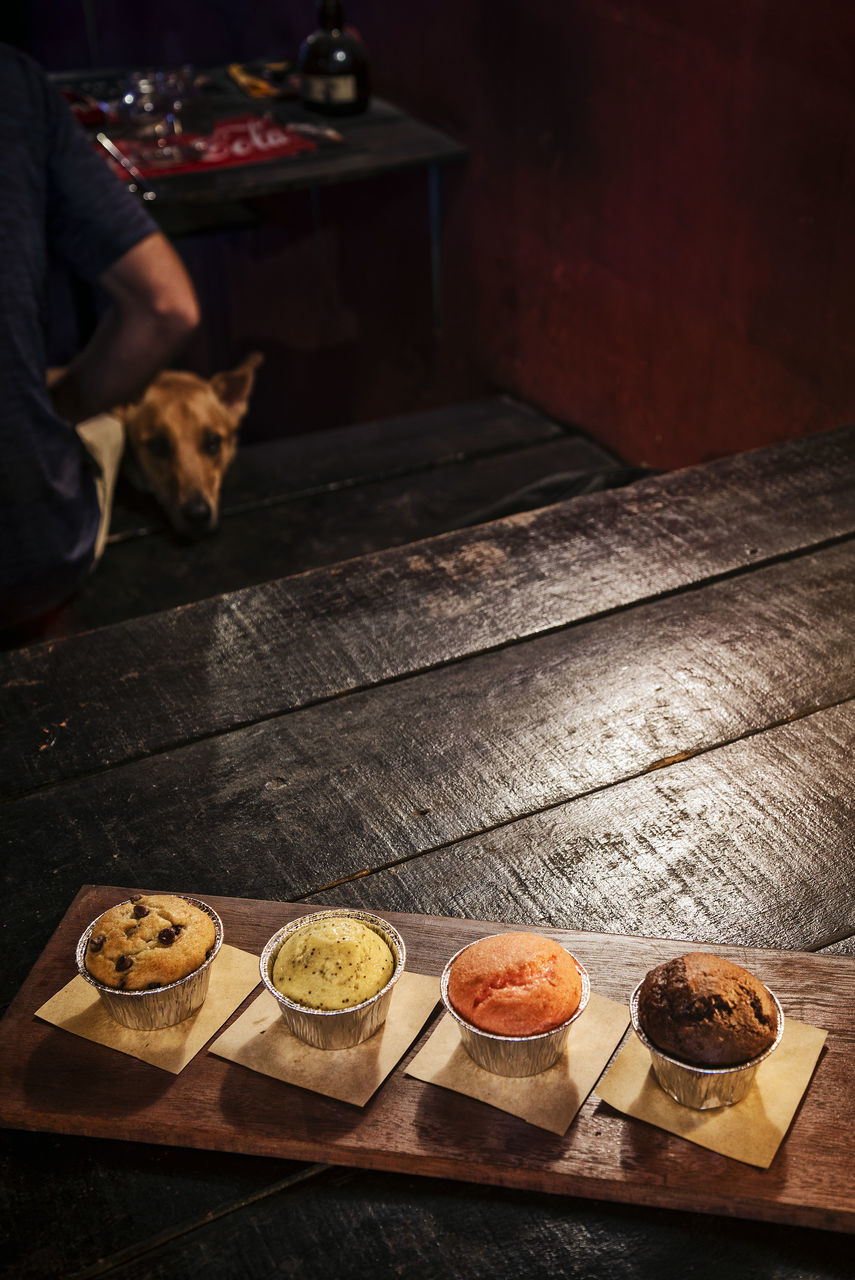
(259, 909, 406, 1050)
(440, 936, 591, 1077)
(629, 981, 785, 1109)
(75, 895, 223, 1031)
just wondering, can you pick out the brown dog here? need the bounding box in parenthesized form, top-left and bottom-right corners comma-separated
(119, 352, 262, 538)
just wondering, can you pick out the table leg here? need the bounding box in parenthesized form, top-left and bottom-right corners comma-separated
(428, 163, 444, 339)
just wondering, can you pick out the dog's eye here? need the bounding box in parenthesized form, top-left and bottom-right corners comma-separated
(144, 434, 172, 460)
(203, 431, 223, 457)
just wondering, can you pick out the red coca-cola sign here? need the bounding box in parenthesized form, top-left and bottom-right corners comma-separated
(198, 115, 318, 168)
(103, 113, 322, 180)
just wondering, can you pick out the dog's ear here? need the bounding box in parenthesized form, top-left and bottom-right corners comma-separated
(210, 352, 263, 426)
(112, 402, 139, 427)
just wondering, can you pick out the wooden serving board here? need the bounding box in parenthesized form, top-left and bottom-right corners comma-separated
(1, 886, 853, 1233)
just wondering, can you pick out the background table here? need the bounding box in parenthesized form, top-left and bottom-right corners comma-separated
(54, 65, 466, 343)
(2, 424, 854, 1277)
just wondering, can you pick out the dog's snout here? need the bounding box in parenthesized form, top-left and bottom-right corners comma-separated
(179, 495, 214, 537)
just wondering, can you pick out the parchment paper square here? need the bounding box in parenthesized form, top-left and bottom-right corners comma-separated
(405, 991, 629, 1135)
(209, 971, 440, 1106)
(595, 1017, 827, 1167)
(34, 945, 261, 1074)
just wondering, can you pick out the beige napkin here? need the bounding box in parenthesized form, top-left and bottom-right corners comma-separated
(209, 971, 440, 1106)
(405, 991, 630, 1135)
(35, 945, 261, 1075)
(595, 1017, 827, 1167)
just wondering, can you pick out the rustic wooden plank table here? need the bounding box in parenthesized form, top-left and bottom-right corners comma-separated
(2, 425, 854, 1278)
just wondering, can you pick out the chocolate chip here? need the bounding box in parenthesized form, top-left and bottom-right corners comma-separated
(159, 928, 176, 946)
(133, 903, 149, 919)
(89, 934, 105, 953)
(130, 895, 142, 901)
(115, 955, 133, 972)
(172, 924, 182, 935)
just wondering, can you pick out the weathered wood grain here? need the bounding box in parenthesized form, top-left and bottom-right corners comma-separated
(821, 937, 855, 956)
(309, 701, 855, 954)
(87, 1168, 855, 1280)
(0, 1130, 306, 1280)
(2, 888, 852, 1234)
(3, 553, 855, 1007)
(2, 427, 855, 794)
(3, 533, 854, 831)
(1, 540, 855, 901)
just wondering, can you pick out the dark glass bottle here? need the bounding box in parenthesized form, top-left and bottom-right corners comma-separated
(298, 0, 370, 116)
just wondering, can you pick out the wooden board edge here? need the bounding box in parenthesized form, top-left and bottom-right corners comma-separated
(1, 1104, 852, 1235)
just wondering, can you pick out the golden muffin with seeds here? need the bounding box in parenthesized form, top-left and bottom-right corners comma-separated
(271, 915, 395, 1010)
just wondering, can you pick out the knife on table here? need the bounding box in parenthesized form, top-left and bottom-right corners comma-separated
(95, 132, 157, 201)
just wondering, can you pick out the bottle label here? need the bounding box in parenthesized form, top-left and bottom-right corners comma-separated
(301, 73, 357, 105)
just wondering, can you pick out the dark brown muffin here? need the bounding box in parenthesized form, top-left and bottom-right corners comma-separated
(636, 952, 779, 1067)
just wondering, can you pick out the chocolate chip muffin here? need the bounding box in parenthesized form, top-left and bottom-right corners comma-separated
(85, 894, 217, 991)
(636, 952, 779, 1067)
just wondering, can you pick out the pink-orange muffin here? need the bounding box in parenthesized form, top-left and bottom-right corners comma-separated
(447, 931, 584, 1036)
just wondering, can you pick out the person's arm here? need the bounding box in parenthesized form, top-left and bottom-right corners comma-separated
(49, 231, 200, 426)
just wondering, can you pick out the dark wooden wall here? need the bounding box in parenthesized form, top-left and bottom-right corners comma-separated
(13, 2, 855, 466)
